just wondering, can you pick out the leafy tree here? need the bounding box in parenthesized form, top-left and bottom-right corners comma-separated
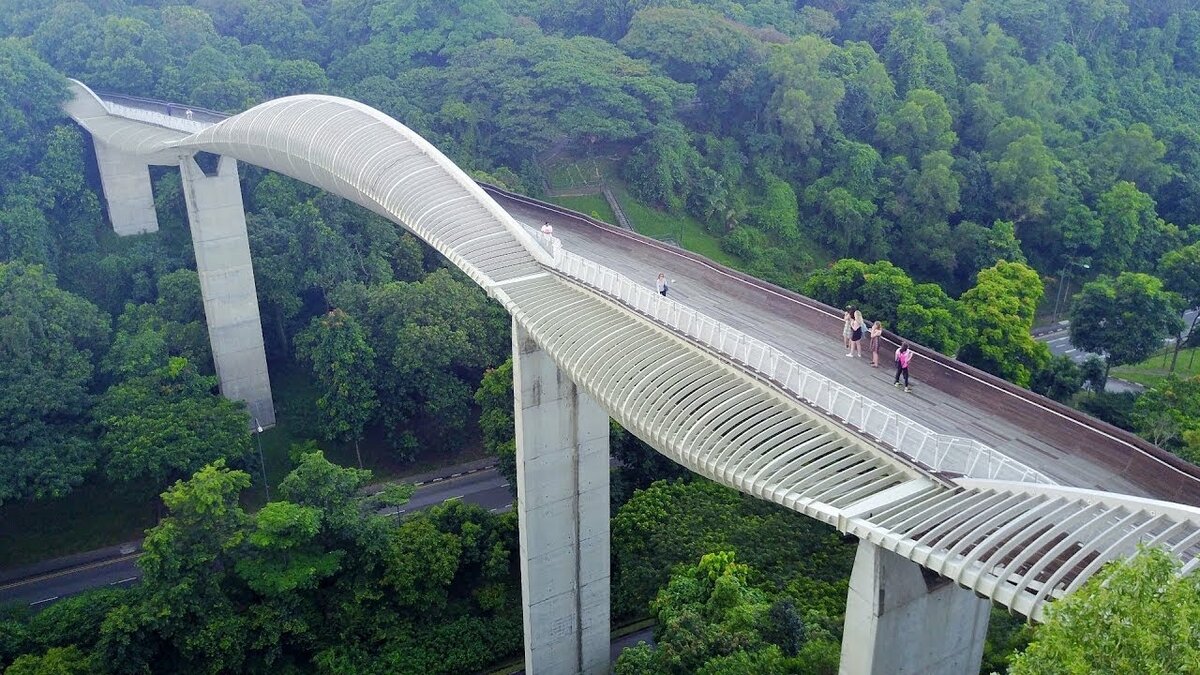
(1095, 181, 1161, 275)
(615, 551, 840, 675)
(331, 269, 509, 459)
(4, 646, 94, 675)
(94, 357, 251, 492)
(1010, 546, 1200, 675)
(881, 9, 956, 98)
(624, 121, 702, 212)
(989, 133, 1061, 225)
(1132, 375, 1200, 455)
(474, 358, 516, 497)
(611, 478, 853, 620)
(958, 261, 1050, 386)
(1068, 272, 1183, 380)
(610, 421, 688, 508)
(0, 262, 109, 503)
(618, 7, 755, 85)
(235, 501, 343, 596)
(0, 40, 68, 194)
(1158, 242, 1200, 373)
(276, 445, 373, 532)
(97, 461, 253, 674)
(765, 36, 844, 152)
(750, 173, 800, 240)
(877, 89, 957, 163)
(1031, 355, 1083, 403)
(294, 309, 379, 467)
(803, 259, 963, 354)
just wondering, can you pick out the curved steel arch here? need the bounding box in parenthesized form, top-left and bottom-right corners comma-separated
(64, 82, 1200, 622)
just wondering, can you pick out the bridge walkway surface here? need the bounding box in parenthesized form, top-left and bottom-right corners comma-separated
(496, 197, 1180, 501)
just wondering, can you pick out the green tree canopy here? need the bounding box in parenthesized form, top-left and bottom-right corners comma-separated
(1068, 272, 1183, 377)
(294, 309, 379, 458)
(94, 357, 251, 492)
(0, 262, 109, 503)
(958, 261, 1049, 386)
(1010, 546, 1200, 675)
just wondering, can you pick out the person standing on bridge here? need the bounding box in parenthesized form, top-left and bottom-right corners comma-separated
(185, 108, 194, 121)
(894, 342, 914, 392)
(656, 273, 669, 297)
(842, 306, 853, 350)
(847, 309, 864, 358)
(540, 221, 553, 236)
(869, 321, 883, 367)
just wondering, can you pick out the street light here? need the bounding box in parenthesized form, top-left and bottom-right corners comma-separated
(1053, 258, 1091, 322)
(253, 417, 269, 502)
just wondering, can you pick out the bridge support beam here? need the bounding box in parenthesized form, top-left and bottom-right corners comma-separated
(180, 155, 275, 428)
(94, 140, 159, 236)
(513, 322, 610, 675)
(840, 540, 989, 675)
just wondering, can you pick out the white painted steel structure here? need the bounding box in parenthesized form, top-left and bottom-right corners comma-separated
(63, 81, 1200, 624)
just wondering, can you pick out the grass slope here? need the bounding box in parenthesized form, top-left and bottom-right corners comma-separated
(1111, 346, 1200, 388)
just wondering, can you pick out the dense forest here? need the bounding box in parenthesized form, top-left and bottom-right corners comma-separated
(2, 0, 1200, 672)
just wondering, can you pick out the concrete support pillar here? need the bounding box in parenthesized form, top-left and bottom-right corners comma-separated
(840, 540, 989, 675)
(94, 140, 158, 235)
(513, 322, 610, 675)
(180, 155, 275, 428)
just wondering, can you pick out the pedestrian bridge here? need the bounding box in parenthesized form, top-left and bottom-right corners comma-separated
(64, 81, 1200, 674)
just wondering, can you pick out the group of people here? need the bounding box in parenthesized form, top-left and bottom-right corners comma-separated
(842, 306, 914, 392)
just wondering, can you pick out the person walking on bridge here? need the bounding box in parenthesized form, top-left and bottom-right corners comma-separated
(656, 273, 669, 297)
(894, 342, 914, 392)
(869, 321, 883, 367)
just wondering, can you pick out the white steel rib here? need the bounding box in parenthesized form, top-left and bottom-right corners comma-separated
(63, 81, 1200, 622)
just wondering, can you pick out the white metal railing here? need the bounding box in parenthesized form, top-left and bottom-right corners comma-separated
(549, 245, 1052, 484)
(103, 101, 210, 134)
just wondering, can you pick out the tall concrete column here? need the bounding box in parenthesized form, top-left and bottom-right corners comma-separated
(513, 322, 610, 675)
(94, 140, 159, 235)
(840, 540, 989, 675)
(180, 155, 275, 428)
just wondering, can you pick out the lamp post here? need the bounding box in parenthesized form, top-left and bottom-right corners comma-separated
(1053, 258, 1091, 322)
(253, 418, 269, 502)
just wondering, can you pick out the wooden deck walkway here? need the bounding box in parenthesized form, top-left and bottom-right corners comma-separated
(495, 193, 1200, 505)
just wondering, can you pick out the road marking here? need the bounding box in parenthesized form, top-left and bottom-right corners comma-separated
(431, 477, 443, 483)
(1065, 348, 1077, 354)
(500, 483, 509, 488)
(29, 596, 59, 606)
(451, 472, 462, 478)
(1048, 337, 1070, 344)
(443, 495, 463, 502)
(0, 553, 142, 592)
(109, 577, 138, 585)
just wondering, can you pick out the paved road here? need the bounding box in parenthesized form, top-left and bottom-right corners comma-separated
(0, 467, 513, 608)
(1035, 308, 1199, 394)
(494, 626, 655, 674)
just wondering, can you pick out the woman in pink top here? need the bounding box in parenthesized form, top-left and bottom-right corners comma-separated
(894, 342, 913, 392)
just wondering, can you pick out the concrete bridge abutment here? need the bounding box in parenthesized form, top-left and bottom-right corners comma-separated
(93, 140, 159, 236)
(179, 155, 275, 428)
(840, 540, 990, 675)
(513, 322, 610, 675)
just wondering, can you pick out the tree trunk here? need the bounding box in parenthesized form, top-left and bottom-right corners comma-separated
(1175, 313, 1200, 373)
(354, 439, 364, 470)
(275, 305, 288, 357)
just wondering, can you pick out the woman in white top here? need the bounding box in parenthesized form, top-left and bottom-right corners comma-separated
(656, 273, 668, 297)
